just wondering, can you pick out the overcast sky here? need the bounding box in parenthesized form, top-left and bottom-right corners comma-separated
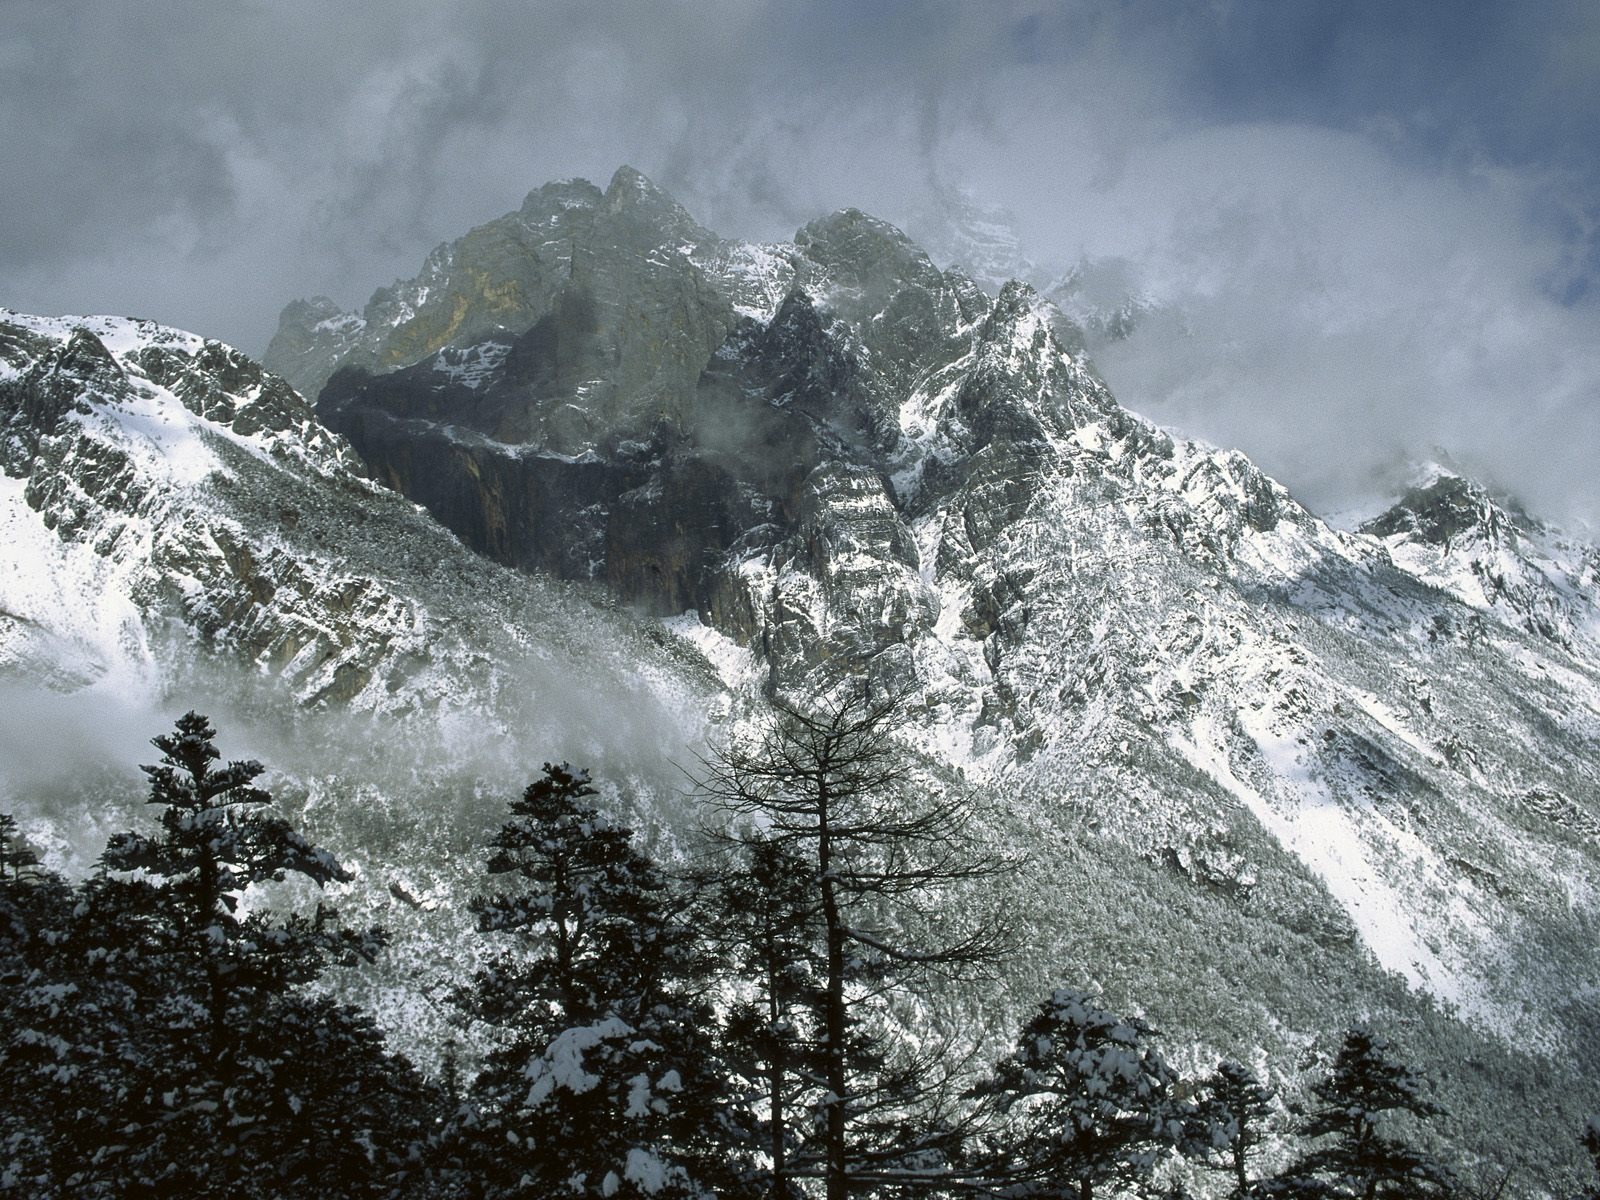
(4, 1, 1598, 522)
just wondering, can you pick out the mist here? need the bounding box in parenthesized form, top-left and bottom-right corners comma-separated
(0, 608, 719, 879)
(3, 0, 1597, 521)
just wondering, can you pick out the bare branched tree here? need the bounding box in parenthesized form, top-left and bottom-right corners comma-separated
(694, 678, 1014, 1200)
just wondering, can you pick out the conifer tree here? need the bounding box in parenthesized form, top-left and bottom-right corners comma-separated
(1194, 1060, 1277, 1198)
(974, 988, 1189, 1200)
(0, 811, 42, 881)
(456, 762, 748, 1199)
(71, 712, 429, 1199)
(101, 711, 371, 1058)
(1276, 1026, 1455, 1200)
(694, 836, 830, 1200)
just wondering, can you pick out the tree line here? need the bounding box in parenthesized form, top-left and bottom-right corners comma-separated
(0, 696, 1595, 1199)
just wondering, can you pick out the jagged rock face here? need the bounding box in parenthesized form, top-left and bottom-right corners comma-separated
(1363, 470, 1600, 648)
(0, 309, 714, 720)
(1363, 473, 1522, 548)
(273, 168, 738, 420)
(301, 180, 1003, 622)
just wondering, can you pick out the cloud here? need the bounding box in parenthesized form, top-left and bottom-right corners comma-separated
(1, 0, 1596, 520)
(1035, 121, 1600, 523)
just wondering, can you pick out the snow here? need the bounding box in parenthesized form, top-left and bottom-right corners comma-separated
(522, 1016, 633, 1106)
(662, 612, 761, 689)
(1349, 689, 1437, 763)
(103, 381, 222, 487)
(1172, 714, 1511, 1036)
(625, 1072, 654, 1118)
(430, 340, 511, 390)
(623, 1148, 671, 1194)
(0, 473, 157, 695)
(1, 310, 205, 361)
(718, 242, 795, 322)
(312, 311, 366, 336)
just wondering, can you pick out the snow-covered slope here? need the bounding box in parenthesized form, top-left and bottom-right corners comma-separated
(0, 307, 718, 712)
(267, 173, 1600, 1178)
(0, 306, 741, 1055)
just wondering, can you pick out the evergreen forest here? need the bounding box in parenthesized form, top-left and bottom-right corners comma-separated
(2, 705, 1595, 1200)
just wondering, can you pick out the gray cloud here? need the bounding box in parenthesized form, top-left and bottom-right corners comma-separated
(2, 0, 1597, 521)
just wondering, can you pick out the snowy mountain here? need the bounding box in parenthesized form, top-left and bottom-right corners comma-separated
(270, 171, 1600, 1173)
(1362, 468, 1600, 651)
(0, 304, 737, 1054)
(1, 166, 1596, 1180)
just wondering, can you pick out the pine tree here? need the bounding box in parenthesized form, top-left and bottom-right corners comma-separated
(1276, 1026, 1455, 1200)
(694, 836, 830, 1200)
(456, 762, 748, 1199)
(974, 988, 1190, 1200)
(0, 811, 42, 881)
(1194, 1060, 1277, 1198)
(73, 712, 429, 1199)
(693, 681, 1009, 1200)
(100, 711, 368, 1058)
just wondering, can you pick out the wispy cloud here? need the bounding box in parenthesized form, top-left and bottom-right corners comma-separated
(2, 0, 1595, 519)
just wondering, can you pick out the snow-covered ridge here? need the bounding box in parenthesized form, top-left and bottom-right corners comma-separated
(1363, 471, 1600, 650)
(1, 308, 362, 482)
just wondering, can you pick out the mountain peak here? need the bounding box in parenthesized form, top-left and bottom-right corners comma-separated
(1361, 471, 1524, 550)
(518, 175, 605, 217)
(794, 208, 943, 295)
(603, 163, 662, 200)
(600, 165, 708, 241)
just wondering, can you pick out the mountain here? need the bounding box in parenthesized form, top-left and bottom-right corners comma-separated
(1362, 467, 1600, 650)
(269, 170, 1600, 1175)
(0, 304, 740, 1055)
(2, 166, 1596, 1181)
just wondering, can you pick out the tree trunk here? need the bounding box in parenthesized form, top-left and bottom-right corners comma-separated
(198, 844, 228, 1059)
(766, 929, 788, 1200)
(819, 785, 847, 1200)
(770, 1063, 786, 1200)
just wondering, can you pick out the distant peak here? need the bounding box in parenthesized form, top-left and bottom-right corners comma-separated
(793, 208, 942, 292)
(518, 176, 604, 216)
(1361, 471, 1526, 547)
(605, 164, 657, 196)
(598, 165, 711, 243)
(993, 278, 1043, 309)
(602, 165, 687, 213)
(796, 208, 917, 252)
